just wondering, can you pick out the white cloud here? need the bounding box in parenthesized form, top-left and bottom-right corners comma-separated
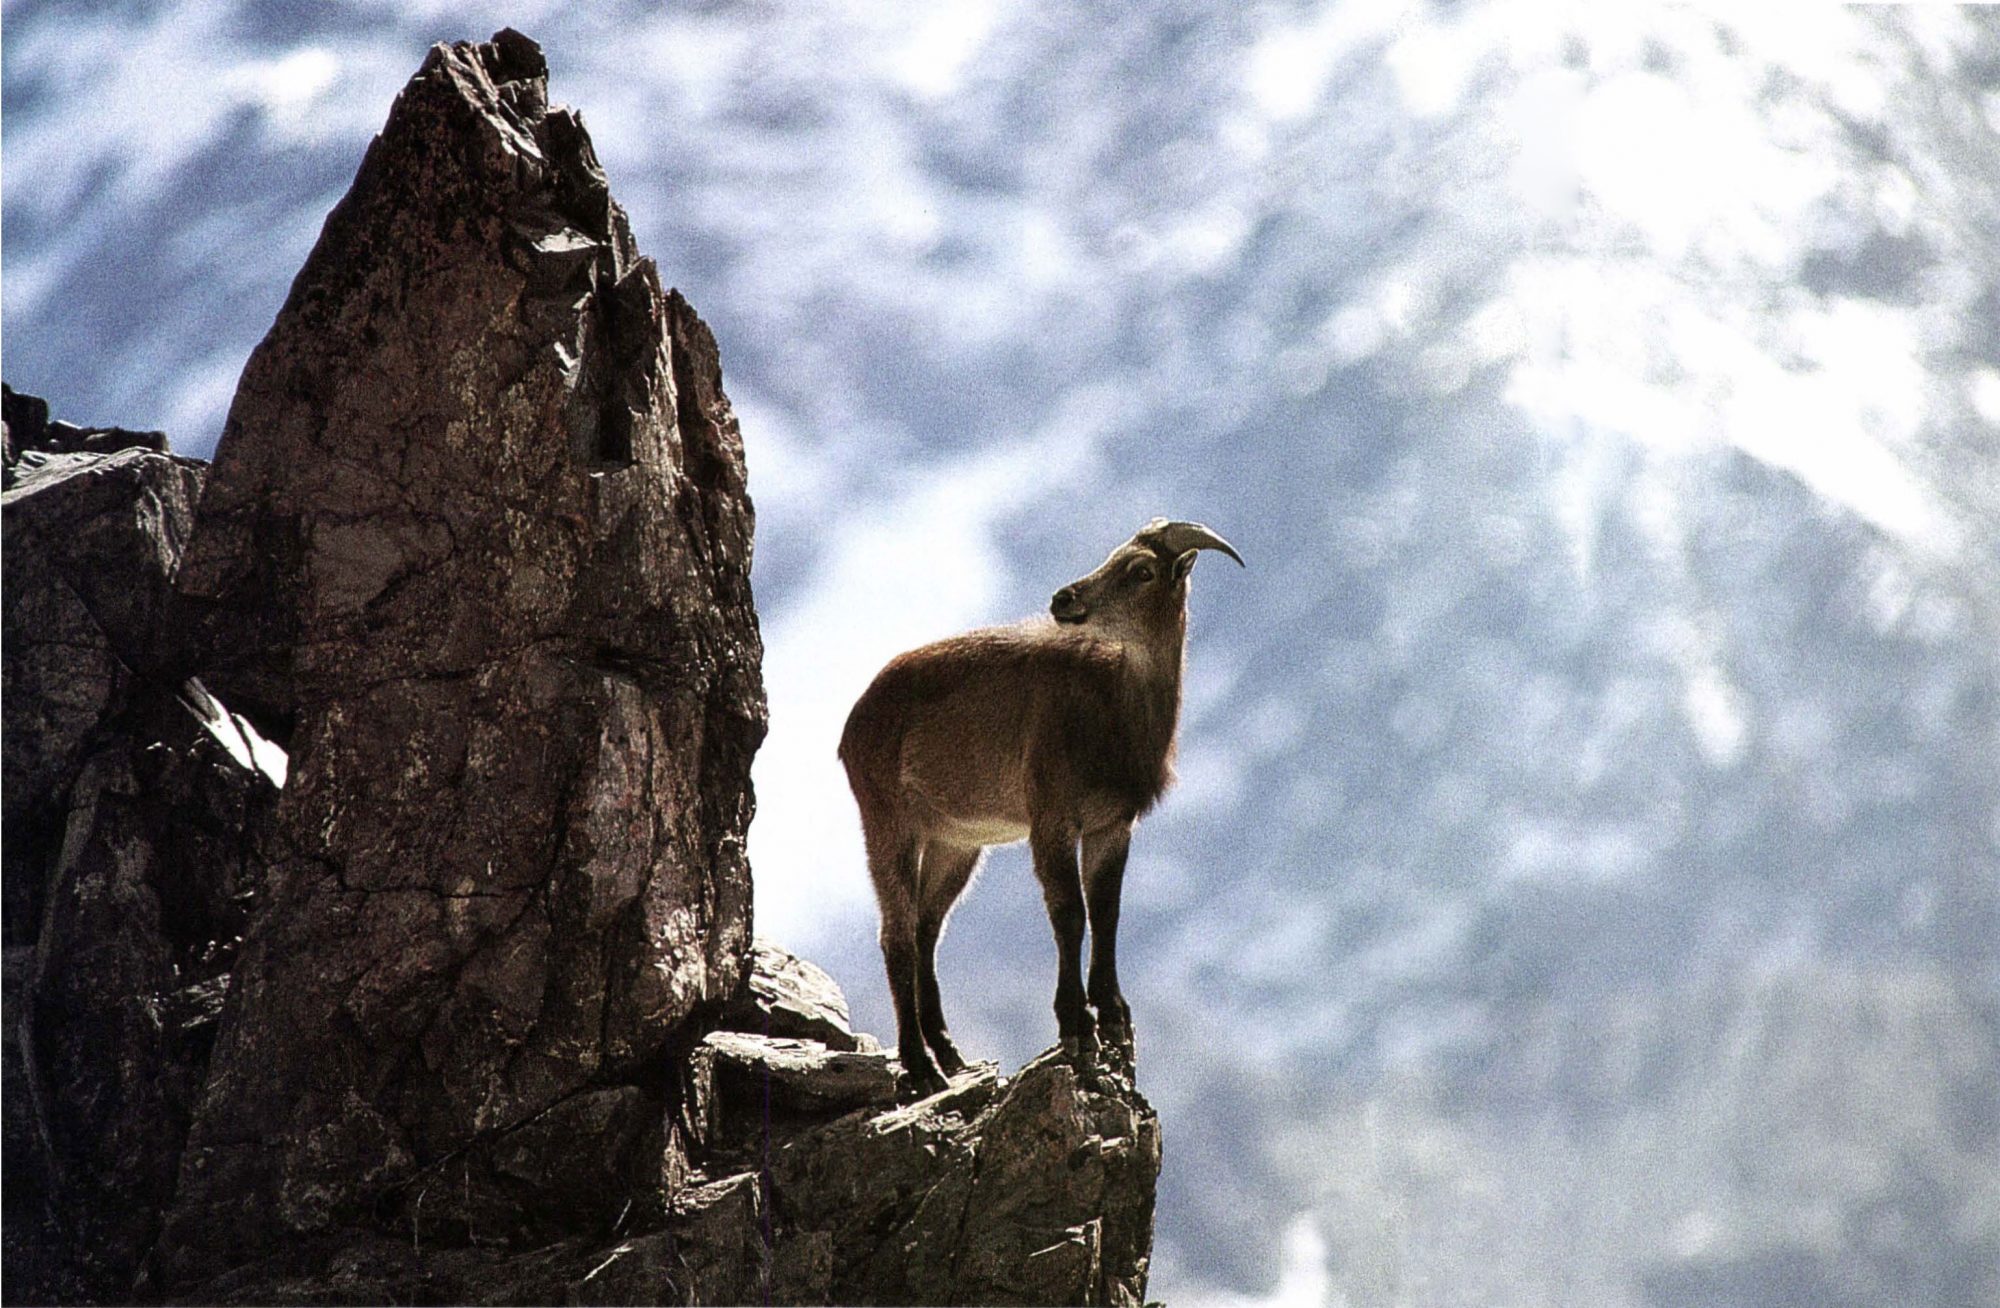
(1970, 369, 2000, 428)
(887, 0, 1010, 102)
(227, 46, 342, 139)
(1183, 1213, 1330, 1308)
(1243, 6, 1380, 126)
(1383, 11, 1489, 119)
(1683, 664, 1748, 769)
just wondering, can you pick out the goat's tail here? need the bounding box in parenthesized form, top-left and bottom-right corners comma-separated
(836, 686, 894, 794)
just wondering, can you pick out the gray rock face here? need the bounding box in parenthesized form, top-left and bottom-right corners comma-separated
(766, 1049, 1162, 1306)
(685, 947, 1158, 1305)
(2, 396, 281, 1301)
(154, 28, 766, 1284)
(2, 437, 209, 939)
(691, 1030, 907, 1155)
(19, 695, 277, 1292)
(165, 1041, 1159, 1307)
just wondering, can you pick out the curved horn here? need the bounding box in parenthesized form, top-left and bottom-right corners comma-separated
(1136, 517, 1245, 567)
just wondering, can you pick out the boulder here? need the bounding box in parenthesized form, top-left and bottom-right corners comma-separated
(719, 936, 876, 1051)
(3, 382, 167, 489)
(154, 28, 766, 1284)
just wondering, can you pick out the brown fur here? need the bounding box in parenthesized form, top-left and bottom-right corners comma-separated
(839, 524, 1234, 1096)
(840, 620, 1180, 828)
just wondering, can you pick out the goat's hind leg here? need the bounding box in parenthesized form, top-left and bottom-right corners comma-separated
(915, 841, 982, 1077)
(867, 827, 947, 1099)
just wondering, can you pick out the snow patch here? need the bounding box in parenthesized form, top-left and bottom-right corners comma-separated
(182, 679, 287, 789)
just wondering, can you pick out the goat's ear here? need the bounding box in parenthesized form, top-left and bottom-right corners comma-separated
(1172, 549, 1198, 581)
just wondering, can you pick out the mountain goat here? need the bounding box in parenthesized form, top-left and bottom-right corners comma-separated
(838, 518, 1243, 1096)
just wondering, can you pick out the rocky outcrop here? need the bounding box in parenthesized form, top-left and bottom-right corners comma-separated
(3, 27, 1158, 1305)
(3, 383, 168, 486)
(152, 28, 766, 1285)
(3, 413, 211, 936)
(755, 1042, 1160, 1305)
(148, 945, 1158, 1306)
(2, 395, 281, 1301)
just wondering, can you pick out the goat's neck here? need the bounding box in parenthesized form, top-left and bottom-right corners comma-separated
(1111, 622, 1186, 754)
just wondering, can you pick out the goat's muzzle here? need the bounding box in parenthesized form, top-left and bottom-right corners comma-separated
(1050, 586, 1088, 624)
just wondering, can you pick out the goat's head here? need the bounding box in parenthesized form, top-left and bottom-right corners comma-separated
(1049, 518, 1244, 634)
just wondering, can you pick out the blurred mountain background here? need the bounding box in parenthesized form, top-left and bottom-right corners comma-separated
(6, 3, 1996, 1303)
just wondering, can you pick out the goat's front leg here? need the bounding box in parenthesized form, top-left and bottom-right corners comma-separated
(1029, 821, 1097, 1067)
(1081, 822, 1134, 1062)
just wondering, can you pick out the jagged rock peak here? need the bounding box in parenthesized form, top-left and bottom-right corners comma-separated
(173, 28, 760, 740)
(153, 28, 765, 1286)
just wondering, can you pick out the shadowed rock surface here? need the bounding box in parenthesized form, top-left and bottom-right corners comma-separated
(164, 1011, 1158, 1306)
(3, 395, 280, 1301)
(3, 410, 212, 939)
(2, 27, 1159, 1305)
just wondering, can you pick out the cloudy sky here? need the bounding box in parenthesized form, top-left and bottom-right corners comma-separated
(7, 4, 1998, 1303)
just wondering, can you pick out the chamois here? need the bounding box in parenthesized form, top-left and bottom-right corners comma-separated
(838, 518, 1244, 1097)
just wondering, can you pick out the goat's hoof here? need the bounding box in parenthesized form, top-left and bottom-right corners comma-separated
(1059, 1033, 1099, 1069)
(904, 1072, 948, 1104)
(1060, 1038, 1118, 1092)
(930, 1041, 968, 1076)
(900, 1065, 949, 1100)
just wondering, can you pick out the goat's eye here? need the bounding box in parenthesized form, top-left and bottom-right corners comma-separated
(1129, 564, 1155, 585)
